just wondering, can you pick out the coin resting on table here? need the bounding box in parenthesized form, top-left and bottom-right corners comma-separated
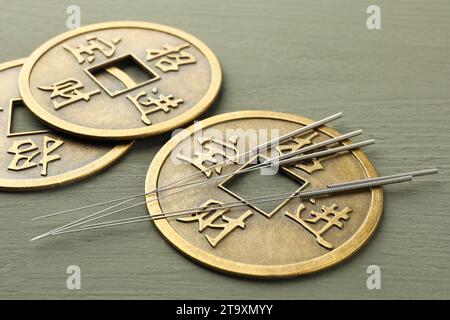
(0, 59, 132, 191)
(19, 21, 222, 140)
(146, 111, 383, 277)
(28, 109, 438, 278)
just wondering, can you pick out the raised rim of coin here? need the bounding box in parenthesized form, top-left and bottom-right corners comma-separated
(19, 21, 222, 140)
(145, 111, 384, 278)
(1, 59, 133, 190)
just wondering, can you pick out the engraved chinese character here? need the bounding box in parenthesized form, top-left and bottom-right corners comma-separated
(276, 132, 318, 155)
(285, 202, 352, 250)
(126, 88, 183, 125)
(39, 136, 64, 176)
(177, 199, 253, 247)
(146, 43, 196, 72)
(63, 35, 121, 64)
(7, 139, 40, 171)
(276, 132, 326, 175)
(38, 78, 100, 110)
(7, 136, 64, 176)
(177, 135, 239, 178)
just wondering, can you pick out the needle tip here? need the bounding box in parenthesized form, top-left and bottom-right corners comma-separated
(29, 234, 49, 242)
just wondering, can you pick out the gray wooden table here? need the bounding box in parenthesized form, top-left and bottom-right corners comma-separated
(0, 0, 449, 299)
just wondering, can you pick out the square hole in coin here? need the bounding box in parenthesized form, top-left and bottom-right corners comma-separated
(218, 155, 307, 218)
(85, 54, 160, 97)
(7, 99, 50, 137)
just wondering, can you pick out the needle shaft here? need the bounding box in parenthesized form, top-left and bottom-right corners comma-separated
(31, 168, 438, 241)
(33, 113, 343, 221)
(46, 174, 415, 237)
(35, 138, 372, 239)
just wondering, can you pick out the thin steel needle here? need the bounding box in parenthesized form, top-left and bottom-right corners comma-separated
(35, 139, 374, 240)
(31, 139, 374, 241)
(47, 140, 374, 234)
(29, 197, 137, 241)
(246, 113, 343, 155)
(59, 168, 434, 233)
(32, 112, 344, 221)
(48, 176, 414, 237)
(266, 129, 362, 163)
(32, 133, 362, 239)
(48, 182, 315, 232)
(32, 130, 363, 235)
(41, 169, 438, 239)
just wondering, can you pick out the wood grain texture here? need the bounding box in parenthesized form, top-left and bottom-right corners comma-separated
(0, 0, 449, 299)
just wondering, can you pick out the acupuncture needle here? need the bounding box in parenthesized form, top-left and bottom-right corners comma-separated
(46, 175, 414, 238)
(33, 112, 344, 221)
(31, 137, 371, 240)
(38, 138, 374, 239)
(32, 138, 371, 240)
(31, 139, 374, 241)
(58, 163, 425, 233)
(53, 175, 413, 235)
(57, 171, 433, 235)
(32, 134, 366, 240)
(31, 126, 360, 236)
(42, 169, 438, 239)
(51, 169, 439, 234)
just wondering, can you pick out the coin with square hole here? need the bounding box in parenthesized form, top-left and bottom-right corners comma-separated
(146, 111, 383, 278)
(19, 21, 222, 140)
(0, 59, 132, 190)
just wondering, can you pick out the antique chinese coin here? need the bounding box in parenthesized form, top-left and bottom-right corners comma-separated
(146, 111, 383, 277)
(19, 21, 221, 140)
(0, 59, 132, 190)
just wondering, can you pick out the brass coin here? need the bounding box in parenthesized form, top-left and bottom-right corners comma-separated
(19, 21, 222, 140)
(146, 111, 383, 278)
(0, 59, 132, 190)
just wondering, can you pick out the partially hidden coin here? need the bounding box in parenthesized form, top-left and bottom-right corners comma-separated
(19, 21, 222, 140)
(145, 111, 383, 278)
(0, 59, 132, 190)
